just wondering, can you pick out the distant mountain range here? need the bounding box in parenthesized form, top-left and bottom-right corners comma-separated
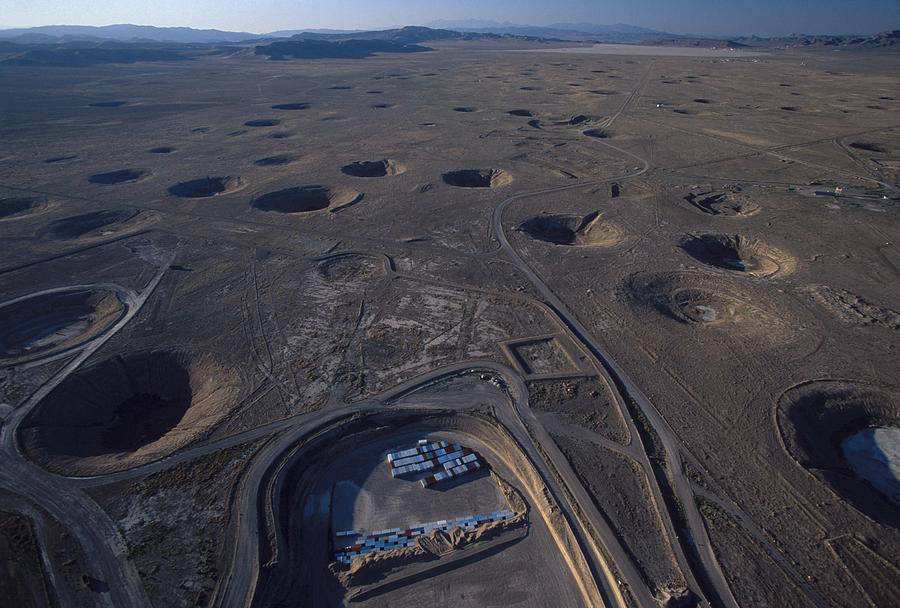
(0, 20, 900, 55)
(0, 21, 677, 44)
(425, 20, 676, 42)
(0, 24, 260, 44)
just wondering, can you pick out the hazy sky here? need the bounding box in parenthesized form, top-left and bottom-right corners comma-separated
(1, 0, 898, 37)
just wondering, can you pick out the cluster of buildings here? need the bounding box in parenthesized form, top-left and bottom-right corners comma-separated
(387, 439, 482, 487)
(332, 509, 516, 565)
(331, 439, 505, 565)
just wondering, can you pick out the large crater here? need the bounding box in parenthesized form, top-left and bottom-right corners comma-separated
(254, 155, 298, 167)
(0, 288, 126, 366)
(777, 380, 900, 524)
(88, 168, 148, 185)
(245, 118, 281, 127)
(340, 159, 405, 178)
(582, 128, 611, 139)
(621, 271, 803, 343)
(271, 103, 310, 110)
(19, 349, 240, 475)
(518, 212, 624, 247)
(38, 209, 139, 240)
(167, 176, 243, 198)
(250, 186, 362, 213)
(683, 191, 759, 216)
(0, 196, 46, 220)
(442, 169, 512, 188)
(680, 234, 793, 277)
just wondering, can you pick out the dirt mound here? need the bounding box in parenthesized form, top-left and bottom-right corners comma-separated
(340, 159, 405, 177)
(680, 234, 793, 277)
(518, 212, 624, 247)
(148, 146, 175, 154)
(88, 101, 126, 108)
(39, 209, 139, 240)
(507, 109, 533, 117)
(271, 103, 310, 110)
(0, 197, 44, 220)
(20, 349, 240, 474)
(582, 128, 610, 139)
(0, 288, 125, 366)
(244, 119, 280, 127)
(442, 169, 511, 188)
(254, 155, 298, 167)
(683, 191, 759, 216)
(250, 186, 362, 213)
(88, 168, 148, 185)
(167, 176, 242, 198)
(777, 380, 900, 524)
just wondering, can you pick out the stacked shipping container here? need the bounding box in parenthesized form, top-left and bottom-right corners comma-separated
(333, 509, 516, 564)
(385, 440, 483, 486)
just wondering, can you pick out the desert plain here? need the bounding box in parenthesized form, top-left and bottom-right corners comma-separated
(0, 34, 898, 608)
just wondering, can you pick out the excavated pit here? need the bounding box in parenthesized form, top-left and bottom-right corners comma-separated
(340, 159, 405, 178)
(252, 409, 597, 608)
(19, 349, 240, 475)
(680, 234, 793, 277)
(507, 109, 533, 117)
(148, 146, 175, 154)
(0, 288, 125, 366)
(167, 176, 242, 198)
(518, 212, 623, 247)
(88, 168, 148, 185)
(39, 209, 139, 240)
(452, 107, 475, 112)
(271, 103, 310, 110)
(245, 119, 280, 127)
(0, 197, 44, 220)
(88, 101, 126, 108)
(442, 169, 512, 188)
(250, 186, 362, 213)
(777, 381, 900, 523)
(683, 191, 759, 216)
(254, 155, 298, 167)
